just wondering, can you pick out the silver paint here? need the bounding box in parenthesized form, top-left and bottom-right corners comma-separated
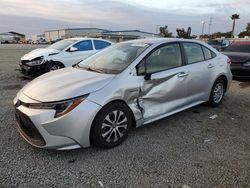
(14, 38, 232, 149)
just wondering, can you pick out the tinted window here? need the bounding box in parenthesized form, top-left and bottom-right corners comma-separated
(202, 46, 212, 60)
(73, 40, 93, 51)
(142, 43, 182, 74)
(211, 51, 216, 58)
(94, 40, 111, 50)
(224, 42, 250, 53)
(183, 43, 204, 64)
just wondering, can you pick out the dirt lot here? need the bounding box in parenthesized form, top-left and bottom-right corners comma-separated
(0, 44, 249, 187)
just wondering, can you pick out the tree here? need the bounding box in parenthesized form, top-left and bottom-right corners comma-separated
(238, 22, 250, 38)
(246, 22, 250, 32)
(176, 28, 186, 38)
(211, 31, 231, 39)
(159, 25, 173, 37)
(230, 14, 240, 38)
(176, 27, 192, 38)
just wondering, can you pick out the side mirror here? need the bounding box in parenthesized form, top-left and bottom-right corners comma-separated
(144, 73, 151, 81)
(68, 47, 78, 52)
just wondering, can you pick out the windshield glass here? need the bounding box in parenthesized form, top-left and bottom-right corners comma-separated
(224, 42, 250, 53)
(78, 42, 151, 74)
(47, 39, 78, 51)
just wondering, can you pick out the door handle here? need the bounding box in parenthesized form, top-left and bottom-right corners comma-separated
(208, 64, 214, 68)
(178, 72, 189, 77)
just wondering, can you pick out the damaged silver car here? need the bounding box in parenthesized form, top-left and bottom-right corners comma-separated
(14, 38, 232, 150)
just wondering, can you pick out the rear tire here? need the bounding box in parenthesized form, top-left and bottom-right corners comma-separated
(208, 78, 225, 107)
(91, 102, 132, 149)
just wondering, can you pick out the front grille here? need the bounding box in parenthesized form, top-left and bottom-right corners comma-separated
(21, 60, 30, 65)
(15, 109, 46, 146)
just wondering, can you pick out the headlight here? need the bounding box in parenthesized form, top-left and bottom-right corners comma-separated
(28, 95, 88, 118)
(26, 57, 45, 66)
(243, 61, 250, 66)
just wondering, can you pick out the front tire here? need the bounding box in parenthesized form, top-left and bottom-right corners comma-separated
(208, 78, 225, 107)
(46, 62, 64, 72)
(91, 102, 132, 149)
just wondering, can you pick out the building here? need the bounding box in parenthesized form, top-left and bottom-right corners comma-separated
(0, 31, 25, 43)
(99, 30, 159, 42)
(44, 28, 159, 43)
(31, 34, 46, 43)
(44, 28, 109, 42)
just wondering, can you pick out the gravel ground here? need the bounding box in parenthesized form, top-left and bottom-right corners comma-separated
(0, 44, 250, 188)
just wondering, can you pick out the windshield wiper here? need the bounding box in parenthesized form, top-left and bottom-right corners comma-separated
(87, 66, 105, 73)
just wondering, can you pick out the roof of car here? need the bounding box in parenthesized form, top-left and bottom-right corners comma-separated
(122, 38, 205, 45)
(65, 37, 109, 40)
(64, 38, 113, 43)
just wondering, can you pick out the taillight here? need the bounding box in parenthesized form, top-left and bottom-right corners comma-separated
(227, 58, 231, 65)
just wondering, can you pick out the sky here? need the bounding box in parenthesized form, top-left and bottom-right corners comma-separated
(0, 0, 249, 37)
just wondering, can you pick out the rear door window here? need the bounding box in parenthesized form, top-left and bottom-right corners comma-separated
(94, 40, 111, 50)
(202, 46, 213, 60)
(183, 43, 204, 64)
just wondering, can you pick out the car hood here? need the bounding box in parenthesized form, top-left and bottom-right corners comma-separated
(21, 67, 115, 102)
(21, 48, 60, 61)
(222, 52, 250, 63)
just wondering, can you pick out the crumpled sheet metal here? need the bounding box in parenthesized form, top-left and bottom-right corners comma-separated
(139, 73, 185, 120)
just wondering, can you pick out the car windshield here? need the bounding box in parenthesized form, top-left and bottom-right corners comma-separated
(224, 42, 250, 53)
(207, 40, 221, 45)
(78, 42, 151, 74)
(47, 39, 78, 51)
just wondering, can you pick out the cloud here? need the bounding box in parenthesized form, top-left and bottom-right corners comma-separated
(0, 0, 248, 36)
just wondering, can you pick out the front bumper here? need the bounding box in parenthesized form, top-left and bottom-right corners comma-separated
(19, 61, 47, 76)
(231, 64, 250, 78)
(14, 97, 102, 150)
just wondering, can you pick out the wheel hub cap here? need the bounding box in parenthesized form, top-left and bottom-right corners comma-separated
(101, 110, 128, 143)
(213, 83, 224, 103)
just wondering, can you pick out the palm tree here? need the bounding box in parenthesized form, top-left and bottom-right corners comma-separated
(230, 14, 240, 38)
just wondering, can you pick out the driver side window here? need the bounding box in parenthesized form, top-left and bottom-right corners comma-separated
(138, 43, 182, 75)
(73, 40, 93, 51)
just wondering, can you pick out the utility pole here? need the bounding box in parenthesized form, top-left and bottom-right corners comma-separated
(208, 17, 213, 37)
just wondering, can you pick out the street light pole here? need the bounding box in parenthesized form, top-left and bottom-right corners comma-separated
(201, 20, 206, 38)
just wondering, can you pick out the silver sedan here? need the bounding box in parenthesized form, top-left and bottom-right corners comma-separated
(14, 38, 232, 150)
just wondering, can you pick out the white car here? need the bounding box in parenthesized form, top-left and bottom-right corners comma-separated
(20, 38, 112, 76)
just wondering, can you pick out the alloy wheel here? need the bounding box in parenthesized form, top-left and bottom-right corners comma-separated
(101, 110, 128, 143)
(50, 65, 61, 71)
(213, 82, 224, 103)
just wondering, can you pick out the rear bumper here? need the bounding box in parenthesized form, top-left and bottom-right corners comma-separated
(231, 64, 250, 78)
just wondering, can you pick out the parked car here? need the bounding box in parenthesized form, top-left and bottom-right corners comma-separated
(20, 38, 112, 76)
(207, 39, 230, 51)
(14, 38, 232, 150)
(222, 41, 250, 78)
